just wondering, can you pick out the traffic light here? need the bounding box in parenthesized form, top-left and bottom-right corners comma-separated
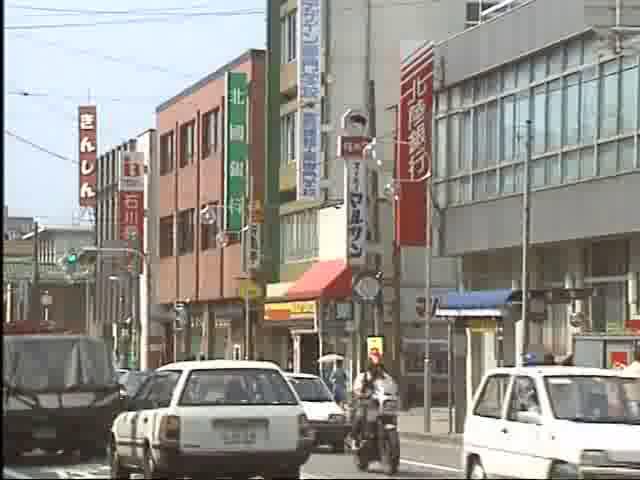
(66, 250, 78, 265)
(61, 249, 79, 275)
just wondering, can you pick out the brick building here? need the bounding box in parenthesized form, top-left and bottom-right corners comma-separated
(155, 49, 266, 362)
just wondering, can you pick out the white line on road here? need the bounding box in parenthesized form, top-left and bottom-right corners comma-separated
(401, 458, 461, 473)
(3, 468, 34, 479)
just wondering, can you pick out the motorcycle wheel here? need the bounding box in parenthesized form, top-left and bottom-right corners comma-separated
(382, 430, 400, 476)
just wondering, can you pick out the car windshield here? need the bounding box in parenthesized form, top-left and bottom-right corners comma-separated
(179, 368, 298, 406)
(3, 336, 115, 391)
(545, 375, 640, 424)
(120, 371, 152, 396)
(289, 377, 334, 402)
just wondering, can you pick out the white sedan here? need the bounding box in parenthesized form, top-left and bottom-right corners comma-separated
(109, 360, 314, 479)
(285, 373, 349, 453)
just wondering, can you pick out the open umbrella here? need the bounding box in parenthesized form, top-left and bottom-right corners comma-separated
(317, 353, 344, 364)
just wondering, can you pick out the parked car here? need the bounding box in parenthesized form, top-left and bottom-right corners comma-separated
(462, 366, 640, 479)
(109, 360, 314, 479)
(285, 372, 349, 453)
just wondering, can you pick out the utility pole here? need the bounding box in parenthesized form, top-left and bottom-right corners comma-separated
(519, 120, 533, 366)
(423, 177, 433, 433)
(388, 104, 403, 404)
(368, 80, 381, 337)
(29, 221, 41, 322)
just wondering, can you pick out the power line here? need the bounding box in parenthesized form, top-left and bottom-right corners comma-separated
(5, 129, 78, 165)
(11, 34, 197, 79)
(5, 9, 264, 30)
(6, 3, 215, 15)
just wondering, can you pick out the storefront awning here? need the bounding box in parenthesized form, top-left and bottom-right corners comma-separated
(436, 288, 516, 317)
(286, 260, 352, 301)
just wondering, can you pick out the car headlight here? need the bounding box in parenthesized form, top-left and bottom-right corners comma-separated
(329, 414, 346, 423)
(580, 450, 609, 466)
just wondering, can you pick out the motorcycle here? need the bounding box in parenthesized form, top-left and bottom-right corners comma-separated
(352, 376, 400, 475)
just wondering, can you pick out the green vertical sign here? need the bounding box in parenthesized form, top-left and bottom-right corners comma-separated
(225, 71, 249, 231)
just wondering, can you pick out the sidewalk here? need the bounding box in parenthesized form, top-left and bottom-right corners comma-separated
(398, 407, 462, 446)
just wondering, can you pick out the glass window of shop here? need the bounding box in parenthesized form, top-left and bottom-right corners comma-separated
(433, 34, 640, 207)
(590, 240, 628, 334)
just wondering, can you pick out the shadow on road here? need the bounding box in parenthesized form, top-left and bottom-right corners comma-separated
(5, 451, 105, 468)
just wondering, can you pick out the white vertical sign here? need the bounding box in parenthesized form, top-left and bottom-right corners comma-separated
(297, 0, 322, 201)
(345, 158, 368, 265)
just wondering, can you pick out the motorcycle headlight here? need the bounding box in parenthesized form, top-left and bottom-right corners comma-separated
(329, 414, 346, 423)
(580, 450, 609, 466)
(383, 400, 398, 410)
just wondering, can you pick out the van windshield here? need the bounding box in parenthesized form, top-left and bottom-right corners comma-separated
(545, 375, 640, 424)
(3, 336, 115, 392)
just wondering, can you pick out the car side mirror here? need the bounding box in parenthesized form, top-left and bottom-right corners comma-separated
(516, 411, 542, 425)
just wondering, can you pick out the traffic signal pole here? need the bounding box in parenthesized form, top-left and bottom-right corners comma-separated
(29, 221, 41, 322)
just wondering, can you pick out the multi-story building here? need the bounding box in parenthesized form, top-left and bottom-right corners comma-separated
(154, 49, 266, 362)
(3, 206, 34, 240)
(94, 131, 160, 369)
(18, 224, 95, 333)
(431, 0, 640, 394)
(262, 0, 490, 381)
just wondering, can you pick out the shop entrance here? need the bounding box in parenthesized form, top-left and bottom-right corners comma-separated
(299, 332, 319, 375)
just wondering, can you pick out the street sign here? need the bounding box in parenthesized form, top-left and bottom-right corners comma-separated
(238, 279, 263, 300)
(353, 272, 382, 302)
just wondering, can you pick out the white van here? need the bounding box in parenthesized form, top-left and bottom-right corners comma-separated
(463, 366, 640, 479)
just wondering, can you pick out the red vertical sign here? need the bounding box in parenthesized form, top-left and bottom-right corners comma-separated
(78, 106, 98, 207)
(396, 42, 434, 247)
(119, 152, 145, 272)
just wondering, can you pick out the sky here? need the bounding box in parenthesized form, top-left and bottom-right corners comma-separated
(4, 1, 265, 224)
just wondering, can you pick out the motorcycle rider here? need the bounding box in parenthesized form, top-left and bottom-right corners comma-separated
(350, 350, 393, 448)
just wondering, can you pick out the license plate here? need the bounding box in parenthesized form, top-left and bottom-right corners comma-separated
(33, 428, 56, 440)
(222, 428, 256, 445)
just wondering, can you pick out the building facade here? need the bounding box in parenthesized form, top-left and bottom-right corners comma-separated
(431, 0, 640, 394)
(3, 206, 34, 240)
(19, 225, 95, 333)
(94, 133, 159, 369)
(263, 0, 485, 383)
(154, 49, 266, 363)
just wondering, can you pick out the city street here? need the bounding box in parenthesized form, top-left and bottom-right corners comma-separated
(3, 439, 463, 479)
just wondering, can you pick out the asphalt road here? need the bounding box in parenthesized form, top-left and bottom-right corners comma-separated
(4, 440, 463, 479)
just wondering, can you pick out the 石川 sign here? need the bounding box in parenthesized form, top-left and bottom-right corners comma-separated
(119, 151, 145, 272)
(224, 71, 249, 231)
(296, 0, 322, 201)
(78, 106, 97, 207)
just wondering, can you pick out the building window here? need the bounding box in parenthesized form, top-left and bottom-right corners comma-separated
(434, 34, 640, 206)
(281, 112, 297, 165)
(179, 121, 195, 167)
(202, 109, 220, 158)
(159, 132, 175, 175)
(281, 11, 297, 63)
(159, 215, 174, 257)
(599, 60, 620, 139)
(200, 203, 219, 250)
(465, 1, 498, 29)
(280, 209, 318, 263)
(177, 209, 195, 255)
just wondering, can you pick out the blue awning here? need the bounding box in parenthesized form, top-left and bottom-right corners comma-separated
(438, 289, 515, 310)
(435, 288, 517, 318)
